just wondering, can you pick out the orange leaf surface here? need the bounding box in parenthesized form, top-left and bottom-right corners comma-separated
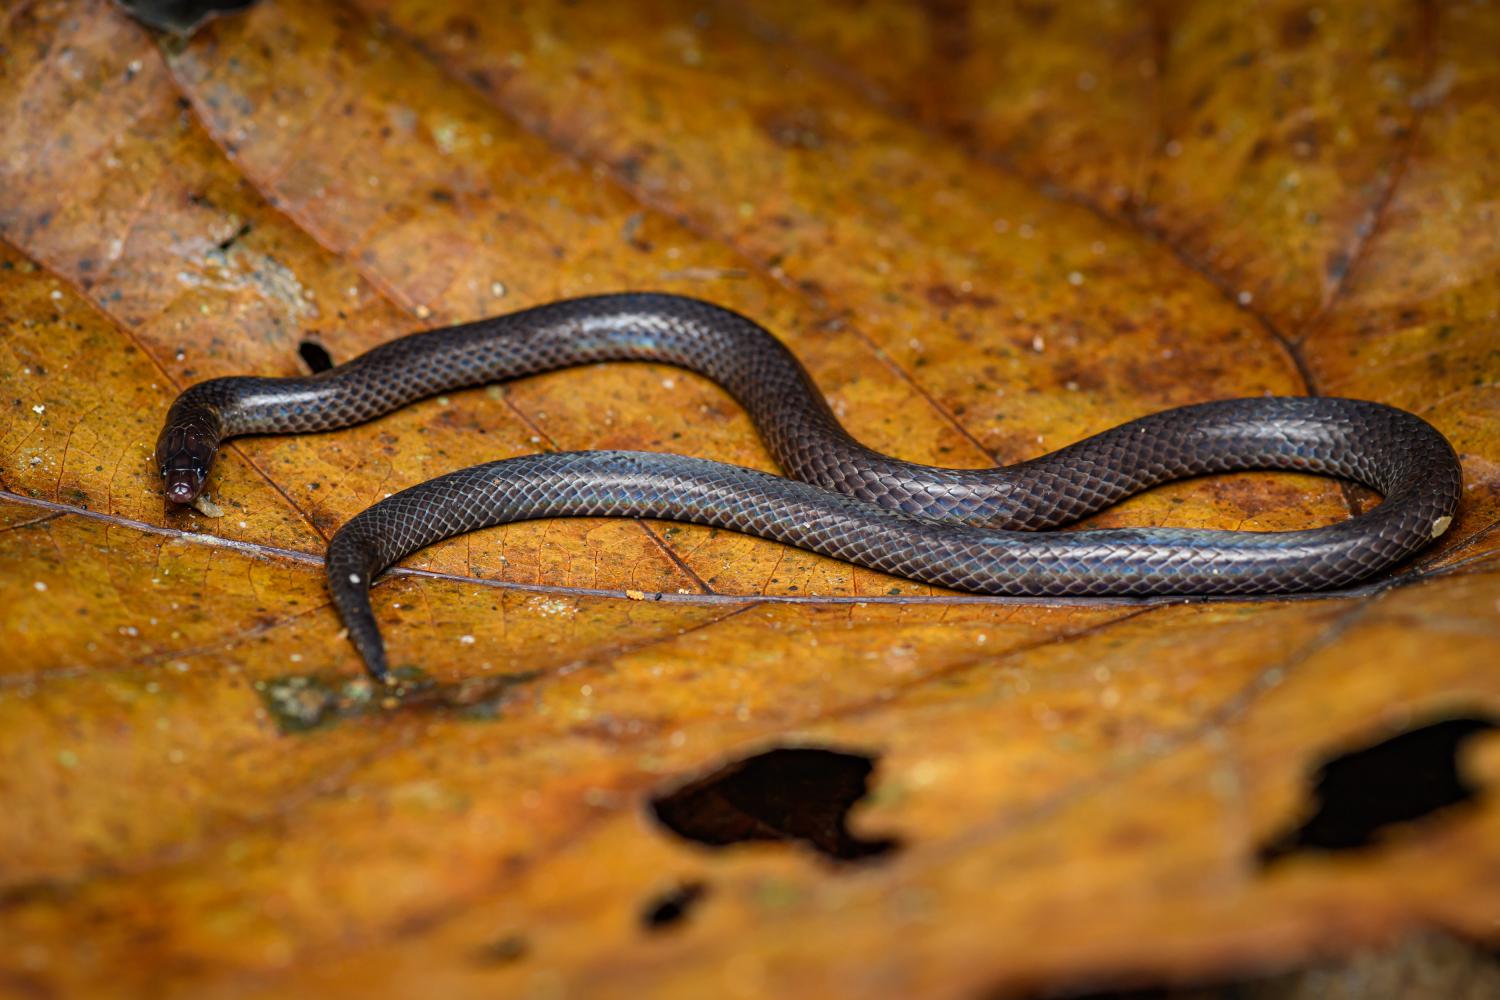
(2, 1, 1497, 997)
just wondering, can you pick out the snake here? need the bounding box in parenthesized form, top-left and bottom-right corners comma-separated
(155, 292, 1463, 681)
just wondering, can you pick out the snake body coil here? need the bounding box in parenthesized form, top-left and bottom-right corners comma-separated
(156, 293, 1462, 680)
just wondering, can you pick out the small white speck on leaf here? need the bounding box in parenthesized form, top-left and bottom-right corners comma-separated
(33, 581, 47, 591)
(32, 404, 45, 414)
(459, 634, 476, 645)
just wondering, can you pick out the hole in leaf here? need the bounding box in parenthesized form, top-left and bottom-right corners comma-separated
(298, 339, 334, 373)
(1259, 715, 1497, 865)
(640, 880, 707, 931)
(649, 746, 900, 863)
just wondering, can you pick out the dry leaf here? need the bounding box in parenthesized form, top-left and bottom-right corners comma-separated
(2, 1, 1497, 997)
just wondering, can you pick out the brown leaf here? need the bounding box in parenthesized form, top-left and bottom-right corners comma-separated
(1, 1, 1496, 997)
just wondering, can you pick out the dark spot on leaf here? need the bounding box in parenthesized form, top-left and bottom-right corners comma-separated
(215, 221, 251, 252)
(640, 880, 707, 931)
(1014, 1, 1054, 29)
(471, 933, 528, 966)
(923, 0, 973, 67)
(1280, 7, 1320, 47)
(616, 154, 644, 182)
(620, 211, 651, 251)
(1287, 120, 1323, 160)
(650, 746, 900, 863)
(758, 106, 832, 150)
(1326, 250, 1350, 282)
(443, 14, 480, 43)
(298, 340, 333, 373)
(925, 284, 997, 310)
(1259, 715, 1497, 864)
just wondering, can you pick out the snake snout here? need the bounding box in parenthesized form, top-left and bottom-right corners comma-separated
(164, 471, 203, 504)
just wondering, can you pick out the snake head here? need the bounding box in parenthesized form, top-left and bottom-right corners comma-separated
(156, 421, 216, 505)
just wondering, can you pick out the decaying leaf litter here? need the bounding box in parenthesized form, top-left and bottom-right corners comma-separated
(2, 0, 1498, 997)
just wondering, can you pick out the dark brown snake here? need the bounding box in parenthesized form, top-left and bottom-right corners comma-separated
(155, 293, 1463, 681)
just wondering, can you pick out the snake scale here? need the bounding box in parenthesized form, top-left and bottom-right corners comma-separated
(155, 293, 1462, 680)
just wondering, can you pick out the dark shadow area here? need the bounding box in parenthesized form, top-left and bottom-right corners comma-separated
(1258, 715, 1497, 865)
(650, 746, 900, 863)
(470, 933, 528, 967)
(640, 881, 708, 932)
(1024, 930, 1500, 999)
(298, 339, 334, 373)
(1044, 989, 1218, 1000)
